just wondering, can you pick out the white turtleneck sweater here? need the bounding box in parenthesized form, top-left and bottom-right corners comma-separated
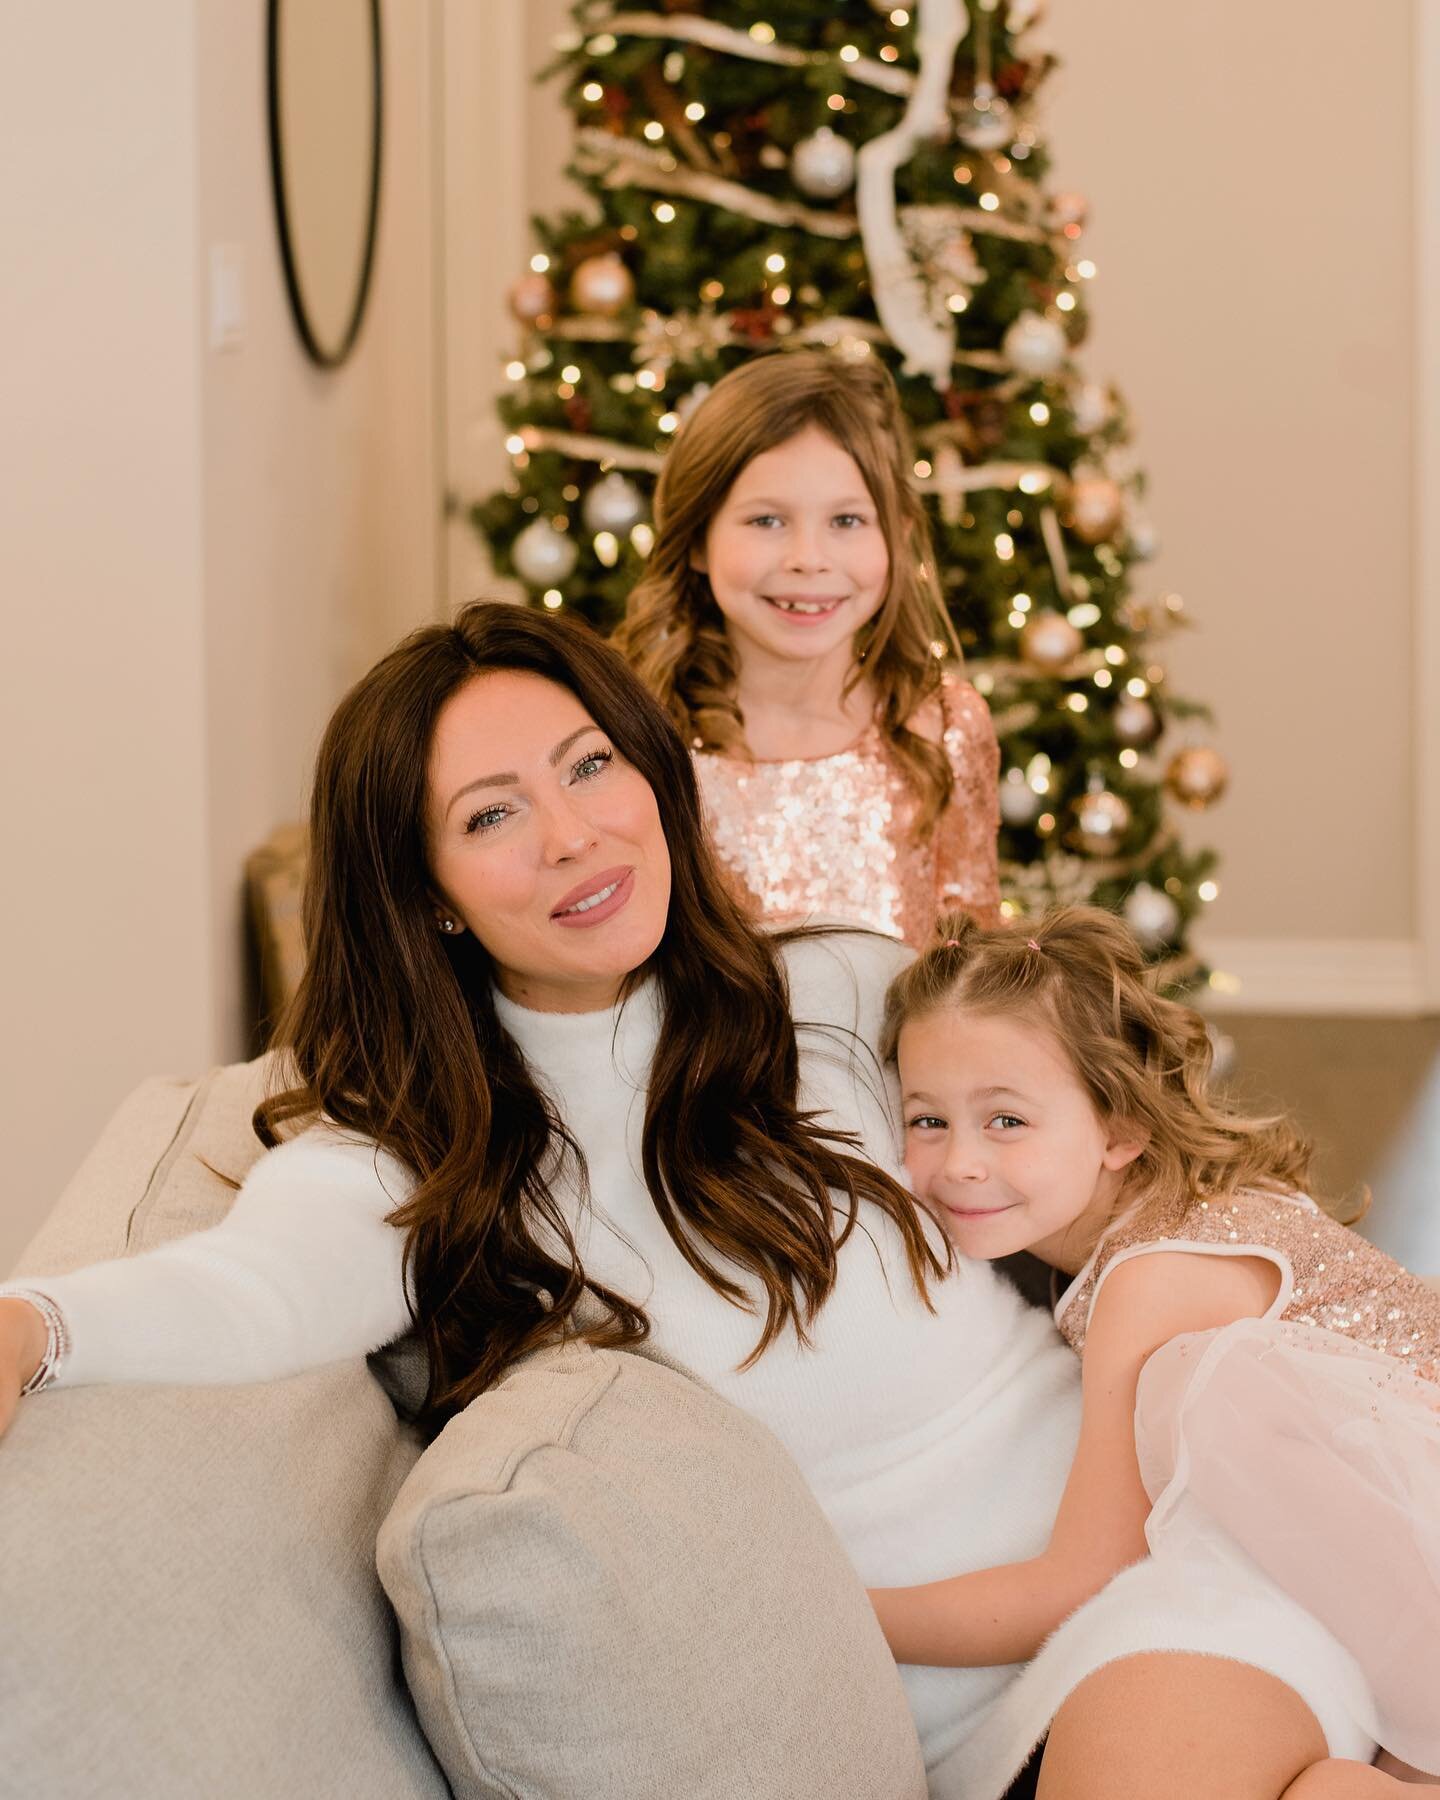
(36, 931, 1082, 1772)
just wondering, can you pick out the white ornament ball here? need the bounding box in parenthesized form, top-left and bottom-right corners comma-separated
(1123, 882, 1180, 948)
(956, 86, 1016, 152)
(1004, 311, 1068, 379)
(582, 471, 646, 536)
(999, 767, 1043, 827)
(1073, 787, 1132, 856)
(512, 518, 578, 587)
(1020, 609, 1082, 671)
(1127, 514, 1161, 560)
(1068, 476, 1125, 545)
(791, 127, 856, 200)
(1112, 695, 1160, 748)
(1070, 380, 1113, 435)
(570, 252, 634, 318)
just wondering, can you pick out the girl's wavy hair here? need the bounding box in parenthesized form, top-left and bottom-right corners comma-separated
(614, 348, 960, 832)
(257, 601, 944, 1429)
(882, 905, 1327, 1250)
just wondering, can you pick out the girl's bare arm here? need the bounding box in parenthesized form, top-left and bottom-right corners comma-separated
(868, 1248, 1280, 1667)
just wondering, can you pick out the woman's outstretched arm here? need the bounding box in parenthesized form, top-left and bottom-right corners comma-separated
(0, 1129, 414, 1423)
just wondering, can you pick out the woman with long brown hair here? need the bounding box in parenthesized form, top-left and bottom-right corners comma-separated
(0, 606, 1391, 1799)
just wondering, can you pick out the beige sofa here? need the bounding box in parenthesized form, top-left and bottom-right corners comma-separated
(0, 1060, 932, 1800)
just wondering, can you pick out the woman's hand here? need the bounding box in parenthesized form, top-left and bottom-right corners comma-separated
(0, 1298, 48, 1438)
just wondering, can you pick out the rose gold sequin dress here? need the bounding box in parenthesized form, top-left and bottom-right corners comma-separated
(692, 670, 999, 948)
(1057, 1189, 1440, 1769)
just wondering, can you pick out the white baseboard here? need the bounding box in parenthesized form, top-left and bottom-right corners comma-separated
(1197, 937, 1428, 1017)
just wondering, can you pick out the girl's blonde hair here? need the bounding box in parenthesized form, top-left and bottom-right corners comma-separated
(615, 348, 961, 832)
(883, 905, 1326, 1239)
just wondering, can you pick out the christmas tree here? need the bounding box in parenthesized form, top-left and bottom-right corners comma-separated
(471, 0, 1225, 982)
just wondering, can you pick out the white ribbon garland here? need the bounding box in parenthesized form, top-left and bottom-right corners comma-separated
(602, 12, 914, 98)
(576, 129, 1043, 245)
(520, 426, 667, 473)
(856, 0, 969, 387)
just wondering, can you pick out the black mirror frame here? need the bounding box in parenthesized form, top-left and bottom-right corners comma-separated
(266, 0, 384, 370)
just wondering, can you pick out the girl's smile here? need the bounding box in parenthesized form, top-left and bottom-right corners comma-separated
(691, 423, 890, 672)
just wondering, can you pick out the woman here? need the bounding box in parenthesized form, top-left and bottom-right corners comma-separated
(0, 605, 1383, 1798)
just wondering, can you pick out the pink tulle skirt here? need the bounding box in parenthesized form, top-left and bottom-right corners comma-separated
(1135, 1317, 1440, 1774)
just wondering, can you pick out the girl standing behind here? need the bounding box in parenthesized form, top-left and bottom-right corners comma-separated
(616, 350, 1000, 946)
(872, 905, 1440, 1786)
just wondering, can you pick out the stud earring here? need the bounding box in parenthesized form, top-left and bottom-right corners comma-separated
(439, 918, 457, 934)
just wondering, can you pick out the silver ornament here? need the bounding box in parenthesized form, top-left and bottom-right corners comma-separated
(791, 127, 856, 200)
(1003, 311, 1068, 379)
(1073, 787, 1131, 856)
(1069, 380, 1112, 435)
(1207, 1022, 1238, 1080)
(1127, 514, 1161, 560)
(1112, 695, 1160, 748)
(1123, 882, 1180, 948)
(512, 518, 578, 587)
(581, 471, 646, 536)
(999, 767, 1043, 827)
(956, 84, 1016, 152)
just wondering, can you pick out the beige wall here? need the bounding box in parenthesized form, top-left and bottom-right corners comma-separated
(1, 4, 441, 1271)
(1044, 1, 1415, 951)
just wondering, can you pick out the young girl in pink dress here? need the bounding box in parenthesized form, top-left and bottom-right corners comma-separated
(616, 350, 999, 946)
(872, 904, 1440, 1788)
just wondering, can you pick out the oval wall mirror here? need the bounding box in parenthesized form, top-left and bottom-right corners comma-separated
(267, 0, 383, 369)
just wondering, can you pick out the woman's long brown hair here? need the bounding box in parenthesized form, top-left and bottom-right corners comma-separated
(615, 349, 960, 832)
(258, 602, 944, 1428)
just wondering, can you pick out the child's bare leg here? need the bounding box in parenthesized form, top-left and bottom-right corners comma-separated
(1283, 1764, 1423, 1797)
(1037, 1652, 1327, 1800)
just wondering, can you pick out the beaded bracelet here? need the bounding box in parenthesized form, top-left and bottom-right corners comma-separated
(0, 1285, 70, 1395)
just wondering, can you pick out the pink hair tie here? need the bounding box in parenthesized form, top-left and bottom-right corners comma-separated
(941, 939, 962, 949)
(1027, 938, 1042, 953)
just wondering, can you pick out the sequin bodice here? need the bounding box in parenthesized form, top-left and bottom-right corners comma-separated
(692, 671, 1000, 949)
(1055, 1188, 1440, 1384)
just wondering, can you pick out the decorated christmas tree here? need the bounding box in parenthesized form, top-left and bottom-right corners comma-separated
(471, 0, 1226, 982)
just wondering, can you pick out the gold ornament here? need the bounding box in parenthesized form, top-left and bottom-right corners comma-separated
(1072, 787, 1132, 856)
(1020, 610, 1083, 671)
(1067, 476, 1124, 545)
(1112, 695, 1159, 748)
(570, 252, 635, 317)
(508, 272, 557, 326)
(1166, 746, 1229, 809)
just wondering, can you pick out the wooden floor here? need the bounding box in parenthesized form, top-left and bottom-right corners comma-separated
(1218, 1013, 1440, 1275)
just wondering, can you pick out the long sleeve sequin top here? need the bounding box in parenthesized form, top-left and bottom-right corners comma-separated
(1054, 1187, 1440, 1384)
(692, 669, 1000, 948)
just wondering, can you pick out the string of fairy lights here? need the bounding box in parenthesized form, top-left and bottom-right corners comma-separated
(478, 0, 1228, 984)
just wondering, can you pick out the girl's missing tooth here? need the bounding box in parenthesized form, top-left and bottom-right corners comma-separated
(616, 349, 1000, 946)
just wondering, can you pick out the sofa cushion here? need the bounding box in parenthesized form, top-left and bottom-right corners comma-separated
(2, 1063, 449, 1800)
(377, 1338, 928, 1800)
